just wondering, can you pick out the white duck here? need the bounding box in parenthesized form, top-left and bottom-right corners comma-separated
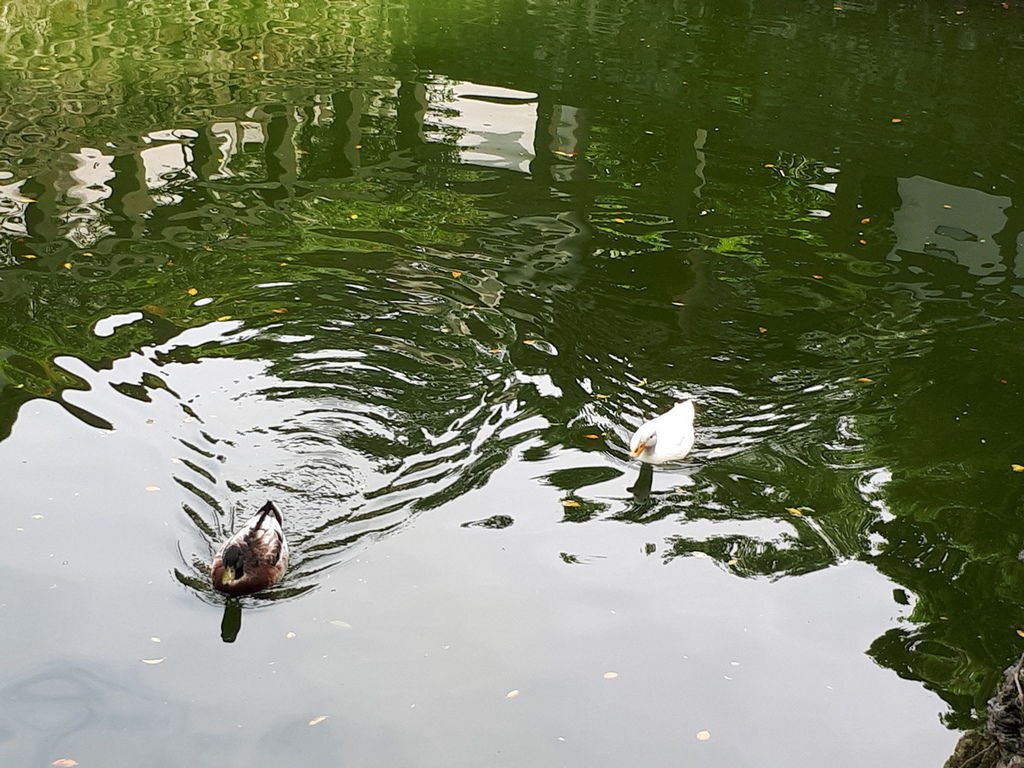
(629, 400, 696, 464)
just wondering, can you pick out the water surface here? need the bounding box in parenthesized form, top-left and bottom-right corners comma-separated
(3, 0, 1024, 764)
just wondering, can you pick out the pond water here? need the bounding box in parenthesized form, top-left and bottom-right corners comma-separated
(3, 0, 1023, 764)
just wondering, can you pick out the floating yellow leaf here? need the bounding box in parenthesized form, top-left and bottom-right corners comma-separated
(603, 671, 619, 679)
(63, 262, 73, 270)
(505, 689, 520, 699)
(309, 715, 328, 726)
(141, 657, 165, 665)
(271, 308, 288, 314)
(764, 163, 776, 168)
(186, 287, 198, 296)
(583, 434, 601, 440)
(523, 339, 536, 345)
(562, 500, 581, 508)
(451, 271, 462, 278)
(758, 327, 767, 334)
(595, 393, 610, 399)
(1012, 465, 1024, 473)
(696, 730, 711, 741)
(52, 760, 78, 767)
(813, 274, 824, 280)
(638, 378, 648, 387)
(858, 239, 868, 245)
(286, 631, 296, 639)
(22, 254, 36, 259)
(613, 217, 626, 223)
(891, 117, 903, 124)
(857, 377, 873, 383)
(785, 507, 803, 517)
(216, 316, 232, 322)
(943, 204, 953, 209)
(1017, 628, 1024, 638)
(671, 301, 686, 307)
(860, 217, 871, 224)
(145, 486, 161, 492)
(489, 348, 501, 354)
(349, 213, 359, 220)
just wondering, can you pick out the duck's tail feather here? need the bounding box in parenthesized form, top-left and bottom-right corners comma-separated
(255, 500, 281, 528)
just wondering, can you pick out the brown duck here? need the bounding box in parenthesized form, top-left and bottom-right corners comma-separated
(211, 501, 289, 596)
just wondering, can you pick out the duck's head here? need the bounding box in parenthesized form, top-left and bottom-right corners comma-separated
(630, 426, 658, 458)
(221, 543, 245, 585)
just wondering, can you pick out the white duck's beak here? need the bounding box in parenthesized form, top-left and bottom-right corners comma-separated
(631, 441, 647, 458)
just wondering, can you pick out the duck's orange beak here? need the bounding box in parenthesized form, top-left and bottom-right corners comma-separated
(631, 441, 647, 458)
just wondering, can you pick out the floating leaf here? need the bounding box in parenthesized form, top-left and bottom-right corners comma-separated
(309, 715, 328, 726)
(63, 262, 73, 270)
(891, 117, 903, 124)
(523, 339, 536, 345)
(637, 378, 648, 387)
(286, 631, 296, 639)
(349, 213, 359, 220)
(186, 287, 198, 296)
(151, 636, 161, 643)
(489, 348, 501, 354)
(505, 689, 520, 699)
(758, 327, 767, 334)
(562, 500, 581, 508)
(1012, 465, 1024, 473)
(603, 671, 619, 679)
(860, 217, 871, 224)
(52, 760, 78, 767)
(612, 217, 626, 224)
(785, 507, 803, 517)
(216, 316, 232, 322)
(583, 434, 601, 440)
(1017, 629, 1024, 638)
(271, 308, 288, 314)
(145, 486, 161, 492)
(595, 393, 610, 399)
(857, 377, 873, 383)
(764, 163, 776, 168)
(451, 271, 462, 278)
(141, 657, 165, 665)
(696, 730, 711, 741)
(813, 274, 824, 280)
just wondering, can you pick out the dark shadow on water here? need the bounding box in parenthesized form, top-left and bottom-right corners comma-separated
(221, 601, 242, 643)
(628, 462, 653, 503)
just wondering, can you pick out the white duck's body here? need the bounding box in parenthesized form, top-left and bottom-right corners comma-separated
(211, 501, 289, 596)
(629, 401, 696, 464)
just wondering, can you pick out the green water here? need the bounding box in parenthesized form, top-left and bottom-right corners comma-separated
(2, 0, 1023, 764)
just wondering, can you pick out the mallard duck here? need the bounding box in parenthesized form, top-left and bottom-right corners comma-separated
(211, 501, 289, 596)
(630, 400, 696, 464)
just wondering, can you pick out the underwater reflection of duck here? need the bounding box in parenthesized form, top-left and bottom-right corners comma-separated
(630, 400, 696, 465)
(211, 501, 289, 596)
